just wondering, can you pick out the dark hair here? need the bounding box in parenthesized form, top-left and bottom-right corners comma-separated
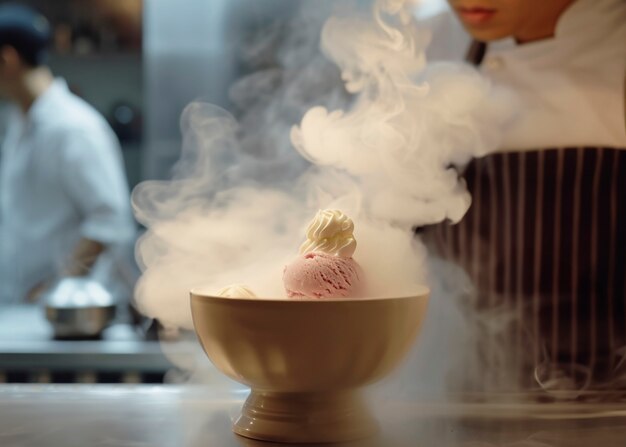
(0, 4, 51, 67)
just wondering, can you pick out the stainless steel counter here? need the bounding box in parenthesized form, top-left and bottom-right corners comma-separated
(0, 306, 176, 382)
(1, 385, 626, 447)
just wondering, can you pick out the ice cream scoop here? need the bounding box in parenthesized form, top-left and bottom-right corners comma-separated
(216, 284, 257, 298)
(283, 251, 363, 298)
(284, 210, 364, 298)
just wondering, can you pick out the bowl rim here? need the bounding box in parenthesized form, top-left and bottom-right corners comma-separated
(190, 285, 429, 303)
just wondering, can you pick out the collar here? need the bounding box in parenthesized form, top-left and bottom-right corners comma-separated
(27, 78, 69, 125)
(556, 0, 626, 38)
(488, 0, 626, 55)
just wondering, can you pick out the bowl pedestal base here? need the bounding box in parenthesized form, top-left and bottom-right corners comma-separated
(233, 389, 379, 444)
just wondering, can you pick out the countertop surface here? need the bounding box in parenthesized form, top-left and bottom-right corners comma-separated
(0, 306, 175, 375)
(1, 385, 626, 447)
(0, 304, 156, 342)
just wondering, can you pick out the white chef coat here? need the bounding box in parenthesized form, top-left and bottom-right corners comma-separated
(0, 79, 136, 302)
(418, 0, 626, 150)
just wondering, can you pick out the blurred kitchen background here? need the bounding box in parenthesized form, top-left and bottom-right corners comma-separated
(0, 0, 306, 384)
(0, 0, 450, 385)
(0, 0, 143, 186)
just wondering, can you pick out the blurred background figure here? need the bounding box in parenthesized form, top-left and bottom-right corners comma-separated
(0, 0, 294, 385)
(0, 3, 136, 303)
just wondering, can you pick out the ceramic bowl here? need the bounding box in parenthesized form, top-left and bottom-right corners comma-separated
(190, 287, 429, 443)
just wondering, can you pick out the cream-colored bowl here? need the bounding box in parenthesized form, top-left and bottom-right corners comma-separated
(190, 288, 429, 444)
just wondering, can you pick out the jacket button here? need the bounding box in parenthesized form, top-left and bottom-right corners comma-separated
(484, 55, 505, 71)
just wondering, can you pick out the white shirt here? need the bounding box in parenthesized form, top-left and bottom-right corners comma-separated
(0, 79, 136, 302)
(419, 0, 626, 150)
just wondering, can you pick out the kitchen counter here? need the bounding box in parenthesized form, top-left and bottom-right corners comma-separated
(1, 385, 626, 447)
(0, 306, 182, 382)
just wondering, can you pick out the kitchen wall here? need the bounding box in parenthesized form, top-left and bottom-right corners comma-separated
(49, 53, 143, 188)
(142, 0, 299, 181)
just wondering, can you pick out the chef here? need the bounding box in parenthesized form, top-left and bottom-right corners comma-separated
(0, 5, 136, 303)
(426, 0, 626, 391)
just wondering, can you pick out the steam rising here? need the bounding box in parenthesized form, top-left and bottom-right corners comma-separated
(132, 0, 513, 335)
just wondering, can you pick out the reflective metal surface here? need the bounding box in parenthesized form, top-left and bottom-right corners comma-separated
(43, 277, 116, 339)
(142, 0, 299, 180)
(0, 306, 174, 377)
(1, 385, 626, 446)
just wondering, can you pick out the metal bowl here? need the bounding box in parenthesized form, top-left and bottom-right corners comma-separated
(43, 277, 117, 339)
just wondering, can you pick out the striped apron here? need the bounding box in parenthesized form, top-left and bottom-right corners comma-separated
(427, 42, 626, 394)
(429, 148, 626, 392)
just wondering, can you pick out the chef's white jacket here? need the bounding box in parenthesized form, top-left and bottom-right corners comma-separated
(0, 79, 136, 302)
(419, 0, 626, 150)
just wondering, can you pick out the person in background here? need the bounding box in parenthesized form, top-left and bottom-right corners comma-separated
(425, 0, 626, 392)
(0, 4, 135, 303)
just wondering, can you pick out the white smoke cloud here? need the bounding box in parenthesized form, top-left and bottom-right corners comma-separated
(293, 6, 513, 227)
(131, 0, 514, 334)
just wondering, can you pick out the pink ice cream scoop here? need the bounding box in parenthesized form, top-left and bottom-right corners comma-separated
(283, 252, 363, 299)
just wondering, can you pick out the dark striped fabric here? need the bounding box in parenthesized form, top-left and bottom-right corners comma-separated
(428, 147, 626, 390)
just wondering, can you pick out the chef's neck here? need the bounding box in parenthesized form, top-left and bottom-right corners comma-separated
(13, 66, 54, 114)
(514, 0, 575, 44)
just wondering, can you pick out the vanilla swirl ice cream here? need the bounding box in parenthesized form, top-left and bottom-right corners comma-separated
(299, 209, 356, 258)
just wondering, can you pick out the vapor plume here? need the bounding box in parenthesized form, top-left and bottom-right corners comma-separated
(132, 0, 514, 390)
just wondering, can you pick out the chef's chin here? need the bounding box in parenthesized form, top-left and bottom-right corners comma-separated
(459, 24, 514, 42)
(453, 14, 517, 42)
